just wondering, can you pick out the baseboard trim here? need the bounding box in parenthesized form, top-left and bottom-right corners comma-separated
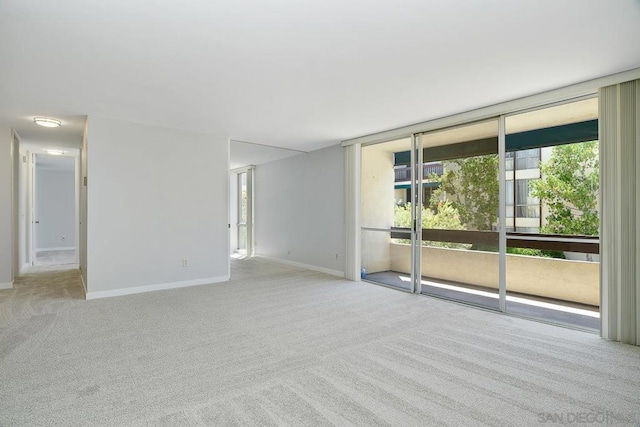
(0, 281, 13, 290)
(85, 275, 230, 300)
(80, 274, 87, 298)
(36, 247, 76, 252)
(259, 256, 345, 278)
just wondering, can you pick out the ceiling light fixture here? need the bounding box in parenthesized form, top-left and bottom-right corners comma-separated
(46, 149, 65, 156)
(33, 117, 61, 128)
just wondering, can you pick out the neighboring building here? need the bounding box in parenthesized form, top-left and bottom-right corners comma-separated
(505, 147, 547, 233)
(393, 147, 563, 234)
(393, 161, 443, 207)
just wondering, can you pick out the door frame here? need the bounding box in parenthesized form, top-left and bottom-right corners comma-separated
(28, 151, 81, 267)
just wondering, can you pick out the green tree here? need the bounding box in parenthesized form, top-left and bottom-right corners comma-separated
(530, 141, 599, 236)
(393, 201, 469, 248)
(430, 154, 499, 231)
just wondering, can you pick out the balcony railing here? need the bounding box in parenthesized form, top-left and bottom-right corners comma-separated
(394, 163, 444, 182)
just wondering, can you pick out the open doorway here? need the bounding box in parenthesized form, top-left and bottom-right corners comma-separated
(30, 153, 79, 268)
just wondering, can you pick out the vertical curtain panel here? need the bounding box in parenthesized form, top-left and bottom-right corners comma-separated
(344, 143, 361, 281)
(599, 79, 640, 345)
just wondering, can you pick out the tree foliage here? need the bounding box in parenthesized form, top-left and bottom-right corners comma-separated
(393, 201, 469, 248)
(430, 155, 498, 231)
(530, 141, 599, 236)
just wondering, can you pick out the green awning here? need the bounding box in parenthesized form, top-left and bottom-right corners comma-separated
(394, 182, 440, 189)
(505, 119, 598, 152)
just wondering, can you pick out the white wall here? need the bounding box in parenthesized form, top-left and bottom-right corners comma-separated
(35, 166, 76, 250)
(85, 116, 229, 296)
(0, 125, 13, 288)
(255, 144, 345, 276)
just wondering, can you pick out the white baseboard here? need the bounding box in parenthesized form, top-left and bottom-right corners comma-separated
(259, 256, 345, 278)
(36, 247, 76, 252)
(0, 281, 13, 290)
(85, 275, 230, 300)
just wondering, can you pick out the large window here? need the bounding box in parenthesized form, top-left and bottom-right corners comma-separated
(359, 96, 600, 331)
(235, 168, 254, 256)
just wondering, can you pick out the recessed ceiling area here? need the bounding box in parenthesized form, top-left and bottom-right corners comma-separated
(1, 1, 639, 157)
(8, 114, 85, 151)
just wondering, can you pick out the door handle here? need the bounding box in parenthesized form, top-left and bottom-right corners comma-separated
(35, 221, 39, 224)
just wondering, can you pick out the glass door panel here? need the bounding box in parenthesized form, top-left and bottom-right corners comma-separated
(419, 120, 500, 310)
(504, 98, 600, 330)
(361, 137, 414, 290)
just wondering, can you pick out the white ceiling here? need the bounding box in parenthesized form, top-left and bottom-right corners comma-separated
(230, 140, 304, 169)
(8, 114, 85, 150)
(1, 1, 639, 163)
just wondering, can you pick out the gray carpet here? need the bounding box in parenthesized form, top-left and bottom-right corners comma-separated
(1, 258, 639, 426)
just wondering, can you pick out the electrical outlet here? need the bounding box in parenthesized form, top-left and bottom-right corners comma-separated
(182, 258, 188, 267)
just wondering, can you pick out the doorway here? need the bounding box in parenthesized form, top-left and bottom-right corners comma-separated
(30, 153, 79, 268)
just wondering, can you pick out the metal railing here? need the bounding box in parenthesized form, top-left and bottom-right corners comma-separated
(394, 163, 444, 182)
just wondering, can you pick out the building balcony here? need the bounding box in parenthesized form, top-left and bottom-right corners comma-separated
(360, 230, 600, 330)
(394, 162, 444, 182)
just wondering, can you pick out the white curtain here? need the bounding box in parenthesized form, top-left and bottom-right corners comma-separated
(599, 79, 640, 345)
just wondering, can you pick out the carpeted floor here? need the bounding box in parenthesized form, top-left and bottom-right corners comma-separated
(0, 258, 639, 426)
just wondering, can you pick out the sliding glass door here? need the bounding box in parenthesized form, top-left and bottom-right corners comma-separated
(360, 137, 416, 291)
(504, 97, 600, 330)
(358, 96, 600, 331)
(360, 120, 501, 308)
(418, 119, 501, 310)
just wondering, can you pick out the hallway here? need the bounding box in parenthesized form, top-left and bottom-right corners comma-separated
(0, 267, 83, 328)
